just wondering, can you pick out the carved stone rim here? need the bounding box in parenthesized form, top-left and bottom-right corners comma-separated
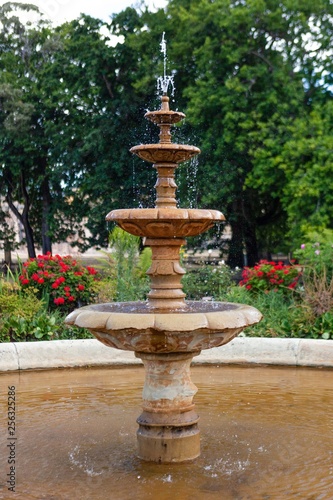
(130, 143, 200, 154)
(65, 301, 262, 333)
(106, 208, 225, 222)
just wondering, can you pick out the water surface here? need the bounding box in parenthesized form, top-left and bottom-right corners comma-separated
(0, 365, 332, 499)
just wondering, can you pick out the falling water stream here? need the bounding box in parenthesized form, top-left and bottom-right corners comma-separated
(1, 365, 332, 499)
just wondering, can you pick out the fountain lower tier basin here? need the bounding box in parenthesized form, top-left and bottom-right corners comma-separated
(106, 208, 224, 238)
(65, 301, 262, 353)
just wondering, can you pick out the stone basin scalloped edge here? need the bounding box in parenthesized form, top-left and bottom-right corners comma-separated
(65, 302, 262, 333)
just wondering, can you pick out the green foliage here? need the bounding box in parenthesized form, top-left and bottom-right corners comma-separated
(0, 281, 50, 341)
(226, 286, 333, 340)
(182, 265, 234, 300)
(108, 227, 150, 301)
(294, 234, 333, 316)
(165, 0, 333, 264)
(295, 231, 333, 282)
(0, 274, 93, 342)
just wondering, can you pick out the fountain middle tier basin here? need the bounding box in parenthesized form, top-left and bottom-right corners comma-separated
(130, 143, 200, 163)
(106, 208, 225, 238)
(65, 301, 262, 353)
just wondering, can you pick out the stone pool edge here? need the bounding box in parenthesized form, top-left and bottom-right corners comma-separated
(1, 337, 332, 372)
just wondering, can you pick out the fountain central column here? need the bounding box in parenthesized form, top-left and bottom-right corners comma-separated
(135, 351, 200, 462)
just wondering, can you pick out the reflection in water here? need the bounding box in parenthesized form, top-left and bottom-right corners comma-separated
(0, 365, 332, 499)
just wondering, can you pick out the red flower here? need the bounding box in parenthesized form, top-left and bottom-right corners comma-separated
(38, 278, 45, 284)
(86, 266, 98, 275)
(68, 296, 75, 302)
(77, 284, 85, 291)
(54, 297, 65, 305)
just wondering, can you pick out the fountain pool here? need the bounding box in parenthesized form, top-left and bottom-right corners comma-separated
(1, 364, 332, 499)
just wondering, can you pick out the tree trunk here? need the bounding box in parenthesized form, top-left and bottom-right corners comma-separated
(226, 197, 259, 268)
(4, 241, 12, 268)
(41, 173, 52, 255)
(244, 221, 259, 267)
(6, 185, 36, 259)
(227, 199, 245, 268)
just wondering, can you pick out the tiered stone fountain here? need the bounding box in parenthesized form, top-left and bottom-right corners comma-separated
(66, 59, 261, 463)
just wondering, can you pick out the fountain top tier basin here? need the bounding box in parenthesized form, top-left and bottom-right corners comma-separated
(130, 95, 200, 164)
(65, 301, 261, 353)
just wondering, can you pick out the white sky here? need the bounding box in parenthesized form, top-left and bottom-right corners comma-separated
(0, 0, 167, 25)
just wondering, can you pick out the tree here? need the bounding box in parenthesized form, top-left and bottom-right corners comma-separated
(0, 4, 123, 255)
(162, 0, 333, 265)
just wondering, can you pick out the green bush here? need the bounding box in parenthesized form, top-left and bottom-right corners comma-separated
(106, 227, 150, 301)
(182, 265, 234, 300)
(226, 277, 333, 339)
(0, 275, 93, 342)
(295, 235, 333, 316)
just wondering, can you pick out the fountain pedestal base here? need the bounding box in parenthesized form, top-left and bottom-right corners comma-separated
(137, 422, 200, 463)
(135, 351, 200, 462)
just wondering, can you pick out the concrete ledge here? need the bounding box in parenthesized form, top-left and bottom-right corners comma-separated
(0, 338, 332, 372)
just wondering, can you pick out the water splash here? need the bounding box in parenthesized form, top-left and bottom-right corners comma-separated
(186, 156, 199, 208)
(157, 32, 175, 95)
(68, 445, 103, 477)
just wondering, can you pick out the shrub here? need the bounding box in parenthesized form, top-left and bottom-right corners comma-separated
(295, 238, 333, 316)
(107, 227, 150, 301)
(18, 253, 100, 312)
(227, 278, 333, 339)
(295, 232, 333, 283)
(182, 265, 234, 300)
(239, 260, 301, 294)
